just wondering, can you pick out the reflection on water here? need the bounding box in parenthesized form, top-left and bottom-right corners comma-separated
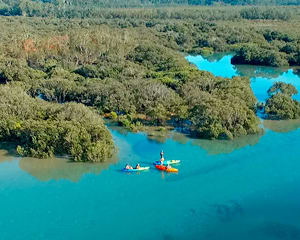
(1, 54, 300, 240)
(202, 52, 230, 62)
(171, 131, 264, 155)
(0, 143, 118, 182)
(109, 124, 265, 156)
(189, 133, 262, 155)
(186, 54, 300, 102)
(234, 64, 289, 79)
(106, 123, 130, 136)
(0, 143, 18, 163)
(109, 123, 173, 144)
(0, 55, 294, 171)
(1, 120, 300, 240)
(293, 68, 300, 77)
(200, 53, 295, 80)
(187, 55, 237, 78)
(147, 132, 171, 144)
(110, 121, 297, 157)
(263, 119, 300, 133)
(137, 129, 264, 155)
(109, 122, 263, 156)
(18, 156, 118, 182)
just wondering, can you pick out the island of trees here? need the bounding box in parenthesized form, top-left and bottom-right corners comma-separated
(0, 86, 114, 161)
(0, 1, 299, 161)
(264, 82, 300, 119)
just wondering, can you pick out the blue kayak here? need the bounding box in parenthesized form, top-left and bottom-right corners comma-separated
(153, 160, 181, 166)
(122, 167, 150, 172)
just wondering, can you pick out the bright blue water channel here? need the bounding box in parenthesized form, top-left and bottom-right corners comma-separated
(1, 55, 300, 240)
(186, 54, 300, 101)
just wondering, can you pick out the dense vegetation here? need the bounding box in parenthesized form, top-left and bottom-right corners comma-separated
(0, 0, 299, 17)
(180, 73, 260, 139)
(0, 86, 114, 161)
(264, 82, 300, 119)
(231, 30, 300, 67)
(0, 4, 300, 68)
(0, 4, 299, 158)
(0, 16, 261, 142)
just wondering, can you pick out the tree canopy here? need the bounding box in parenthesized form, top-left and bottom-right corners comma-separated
(0, 4, 299, 158)
(265, 82, 300, 119)
(0, 17, 262, 142)
(0, 86, 114, 161)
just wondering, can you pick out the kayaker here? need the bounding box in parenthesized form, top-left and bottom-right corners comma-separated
(125, 164, 133, 170)
(135, 163, 140, 169)
(166, 164, 171, 170)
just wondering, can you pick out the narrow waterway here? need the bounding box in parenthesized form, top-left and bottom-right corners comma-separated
(186, 54, 300, 101)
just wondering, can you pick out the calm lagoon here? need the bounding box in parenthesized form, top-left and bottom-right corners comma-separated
(1, 55, 300, 240)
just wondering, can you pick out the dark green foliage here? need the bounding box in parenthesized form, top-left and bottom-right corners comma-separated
(263, 29, 294, 42)
(127, 44, 181, 71)
(0, 58, 47, 84)
(265, 93, 300, 119)
(1, 7, 298, 146)
(1, 6, 299, 66)
(39, 78, 79, 103)
(1, 1, 299, 21)
(240, 6, 292, 20)
(231, 44, 290, 67)
(267, 81, 298, 96)
(265, 82, 300, 119)
(181, 75, 260, 139)
(0, 86, 114, 161)
(232, 28, 300, 66)
(189, 96, 260, 139)
(0, 17, 261, 141)
(0, 0, 299, 19)
(0, 3, 298, 162)
(131, 79, 185, 124)
(82, 79, 136, 114)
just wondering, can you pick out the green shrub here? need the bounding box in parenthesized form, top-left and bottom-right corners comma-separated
(110, 111, 118, 120)
(0, 86, 114, 162)
(265, 83, 300, 120)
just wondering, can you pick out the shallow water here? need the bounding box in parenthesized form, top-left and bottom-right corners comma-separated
(1, 55, 300, 240)
(186, 54, 300, 102)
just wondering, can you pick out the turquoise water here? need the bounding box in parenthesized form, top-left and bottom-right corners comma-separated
(1, 55, 300, 240)
(186, 54, 300, 102)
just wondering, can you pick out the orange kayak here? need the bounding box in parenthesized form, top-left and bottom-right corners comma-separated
(155, 165, 178, 173)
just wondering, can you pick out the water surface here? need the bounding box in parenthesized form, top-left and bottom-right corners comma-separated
(186, 54, 300, 101)
(1, 55, 300, 240)
(1, 127, 300, 240)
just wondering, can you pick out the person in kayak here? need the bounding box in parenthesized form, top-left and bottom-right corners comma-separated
(125, 164, 133, 170)
(160, 150, 165, 165)
(135, 163, 140, 169)
(166, 164, 171, 170)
